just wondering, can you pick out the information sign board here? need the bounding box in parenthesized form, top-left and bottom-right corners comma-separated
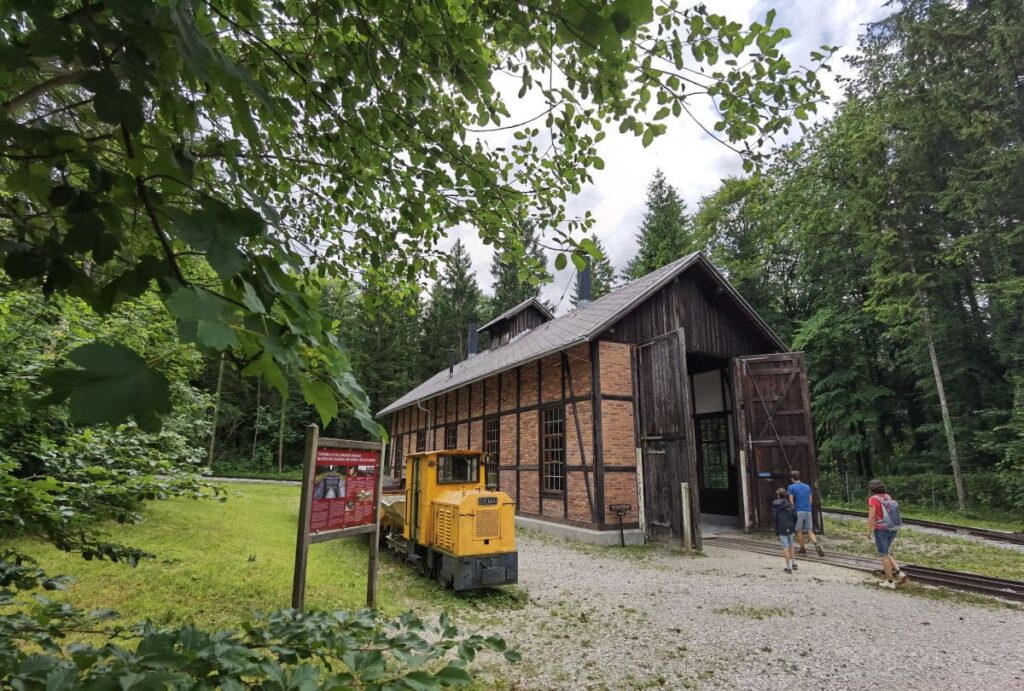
(311, 447, 379, 533)
(291, 425, 385, 612)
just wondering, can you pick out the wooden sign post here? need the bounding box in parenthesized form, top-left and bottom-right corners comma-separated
(291, 424, 385, 612)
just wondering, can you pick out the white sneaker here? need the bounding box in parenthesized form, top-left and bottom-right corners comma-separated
(877, 580, 896, 589)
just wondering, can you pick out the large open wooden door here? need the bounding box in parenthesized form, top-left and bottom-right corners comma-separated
(634, 329, 701, 547)
(734, 353, 821, 532)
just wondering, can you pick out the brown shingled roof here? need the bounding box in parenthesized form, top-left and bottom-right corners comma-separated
(377, 252, 785, 416)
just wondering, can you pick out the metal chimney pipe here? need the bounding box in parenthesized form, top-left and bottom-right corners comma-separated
(448, 346, 455, 378)
(578, 259, 593, 307)
(468, 321, 478, 357)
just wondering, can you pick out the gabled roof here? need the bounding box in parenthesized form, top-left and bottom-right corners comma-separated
(476, 297, 554, 333)
(378, 252, 785, 416)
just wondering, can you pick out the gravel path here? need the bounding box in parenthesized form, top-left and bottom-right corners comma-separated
(477, 533, 1024, 690)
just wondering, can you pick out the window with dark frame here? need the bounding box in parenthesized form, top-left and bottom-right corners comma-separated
(444, 424, 458, 449)
(415, 429, 426, 453)
(541, 406, 565, 493)
(697, 416, 730, 489)
(483, 417, 500, 488)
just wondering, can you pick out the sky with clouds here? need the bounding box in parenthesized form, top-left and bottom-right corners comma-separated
(446, 0, 893, 314)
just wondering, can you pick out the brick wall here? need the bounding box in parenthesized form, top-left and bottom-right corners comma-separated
(499, 412, 516, 466)
(500, 467, 516, 502)
(483, 375, 499, 415)
(604, 471, 639, 524)
(516, 407, 540, 515)
(469, 419, 482, 451)
(542, 497, 565, 519)
(499, 370, 517, 412)
(566, 471, 595, 522)
(601, 400, 636, 467)
(470, 381, 483, 417)
(600, 340, 632, 396)
(386, 346, 633, 532)
(566, 344, 591, 397)
(566, 400, 593, 468)
(540, 354, 562, 402)
(519, 362, 538, 406)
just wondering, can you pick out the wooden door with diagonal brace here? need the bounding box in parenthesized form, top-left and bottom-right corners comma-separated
(734, 353, 821, 532)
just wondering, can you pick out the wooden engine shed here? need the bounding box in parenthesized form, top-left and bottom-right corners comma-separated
(379, 253, 821, 547)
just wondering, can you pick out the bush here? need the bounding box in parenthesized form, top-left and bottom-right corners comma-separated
(819, 471, 1019, 514)
(0, 568, 517, 689)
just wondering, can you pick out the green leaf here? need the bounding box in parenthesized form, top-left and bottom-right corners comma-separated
(165, 287, 233, 322)
(196, 320, 239, 349)
(41, 343, 171, 432)
(554, 253, 568, 271)
(434, 663, 472, 687)
(300, 379, 338, 426)
(94, 89, 144, 134)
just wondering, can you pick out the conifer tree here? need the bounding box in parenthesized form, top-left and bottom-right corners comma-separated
(623, 170, 693, 280)
(423, 240, 483, 371)
(571, 238, 617, 307)
(490, 222, 551, 315)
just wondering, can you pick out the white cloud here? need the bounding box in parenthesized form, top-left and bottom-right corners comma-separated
(438, 1, 891, 313)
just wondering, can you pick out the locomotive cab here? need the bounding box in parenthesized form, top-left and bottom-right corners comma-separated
(383, 450, 518, 590)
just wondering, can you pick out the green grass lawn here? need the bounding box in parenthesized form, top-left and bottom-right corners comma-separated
(823, 500, 1024, 533)
(12, 483, 523, 633)
(820, 517, 1024, 581)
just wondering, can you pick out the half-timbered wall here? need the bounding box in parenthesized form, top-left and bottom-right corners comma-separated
(387, 342, 640, 531)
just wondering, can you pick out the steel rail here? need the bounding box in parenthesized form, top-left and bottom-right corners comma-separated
(823, 507, 1024, 546)
(705, 536, 1024, 603)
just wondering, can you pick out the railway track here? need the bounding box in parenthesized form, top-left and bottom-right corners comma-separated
(706, 536, 1024, 603)
(823, 507, 1024, 546)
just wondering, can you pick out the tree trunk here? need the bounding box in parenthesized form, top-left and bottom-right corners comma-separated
(251, 378, 262, 464)
(921, 301, 967, 511)
(277, 394, 287, 474)
(207, 353, 225, 469)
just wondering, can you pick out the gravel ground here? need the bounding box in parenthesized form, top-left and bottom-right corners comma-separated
(476, 532, 1024, 690)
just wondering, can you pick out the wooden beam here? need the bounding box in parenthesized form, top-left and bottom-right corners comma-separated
(291, 424, 319, 611)
(563, 350, 595, 523)
(590, 340, 606, 527)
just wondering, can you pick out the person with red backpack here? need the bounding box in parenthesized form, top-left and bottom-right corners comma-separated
(866, 479, 909, 589)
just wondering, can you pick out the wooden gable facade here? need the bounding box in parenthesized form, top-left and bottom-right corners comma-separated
(383, 256, 821, 546)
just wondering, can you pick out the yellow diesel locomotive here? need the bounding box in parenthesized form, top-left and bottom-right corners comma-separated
(381, 450, 518, 590)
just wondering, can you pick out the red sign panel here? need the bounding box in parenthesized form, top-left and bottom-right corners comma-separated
(309, 447, 380, 533)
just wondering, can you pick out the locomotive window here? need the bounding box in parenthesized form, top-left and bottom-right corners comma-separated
(437, 455, 480, 484)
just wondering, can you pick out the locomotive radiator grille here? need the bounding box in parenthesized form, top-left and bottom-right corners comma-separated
(474, 508, 500, 539)
(434, 506, 455, 552)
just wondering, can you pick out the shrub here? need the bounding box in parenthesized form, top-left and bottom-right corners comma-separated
(819, 471, 1020, 514)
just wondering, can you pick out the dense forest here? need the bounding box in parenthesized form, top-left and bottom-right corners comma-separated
(4, 1, 1021, 517)
(209, 0, 1024, 515)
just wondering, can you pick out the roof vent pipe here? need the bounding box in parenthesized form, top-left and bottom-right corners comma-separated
(448, 347, 455, 378)
(468, 321, 478, 357)
(578, 258, 592, 308)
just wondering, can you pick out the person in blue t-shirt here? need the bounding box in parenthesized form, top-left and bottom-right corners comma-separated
(787, 470, 824, 557)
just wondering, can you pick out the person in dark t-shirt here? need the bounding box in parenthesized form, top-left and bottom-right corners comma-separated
(772, 487, 798, 573)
